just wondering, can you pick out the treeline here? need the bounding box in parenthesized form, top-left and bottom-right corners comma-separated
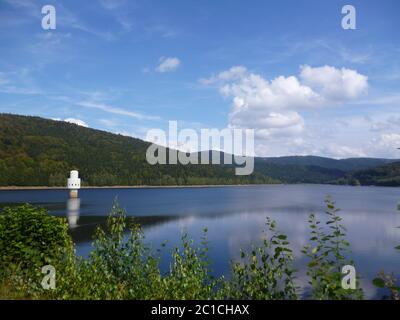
(0, 114, 276, 186)
(336, 162, 400, 187)
(254, 162, 346, 184)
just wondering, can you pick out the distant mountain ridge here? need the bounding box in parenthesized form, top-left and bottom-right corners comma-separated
(0, 113, 398, 186)
(337, 161, 400, 186)
(258, 155, 396, 172)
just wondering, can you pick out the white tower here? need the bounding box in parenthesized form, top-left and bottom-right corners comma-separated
(67, 170, 81, 198)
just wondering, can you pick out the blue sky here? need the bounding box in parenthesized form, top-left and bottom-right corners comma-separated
(0, 0, 400, 158)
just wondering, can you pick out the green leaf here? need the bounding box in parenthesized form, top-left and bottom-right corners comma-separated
(372, 278, 385, 288)
(311, 247, 318, 254)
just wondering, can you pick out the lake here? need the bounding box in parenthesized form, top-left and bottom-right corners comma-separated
(1, 184, 399, 299)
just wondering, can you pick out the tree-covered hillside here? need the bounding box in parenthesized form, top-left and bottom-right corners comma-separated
(259, 155, 396, 172)
(254, 162, 346, 184)
(0, 114, 398, 187)
(0, 114, 274, 186)
(337, 162, 400, 186)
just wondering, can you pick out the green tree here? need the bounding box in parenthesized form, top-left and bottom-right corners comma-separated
(222, 218, 298, 300)
(302, 197, 363, 300)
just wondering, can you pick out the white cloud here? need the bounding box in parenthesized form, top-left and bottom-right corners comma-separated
(374, 133, 400, 152)
(99, 0, 126, 10)
(0, 69, 42, 95)
(202, 65, 369, 157)
(370, 122, 388, 132)
(232, 111, 305, 140)
(321, 145, 367, 158)
(77, 100, 159, 121)
(3, 0, 36, 9)
(300, 65, 368, 100)
(56, 3, 116, 41)
(0, 85, 39, 95)
(200, 66, 248, 84)
(64, 118, 89, 127)
(156, 57, 180, 73)
(388, 116, 400, 127)
(368, 115, 400, 133)
(354, 94, 400, 106)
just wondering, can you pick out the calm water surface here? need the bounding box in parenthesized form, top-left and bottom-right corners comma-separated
(1, 184, 399, 299)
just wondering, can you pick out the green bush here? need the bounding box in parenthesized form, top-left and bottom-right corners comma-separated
(0, 204, 73, 298)
(57, 203, 222, 299)
(222, 218, 297, 300)
(160, 229, 221, 299)
(61, 202, 164, 299)
(0, 204, 71, 272)
(302, 197, 363, 300)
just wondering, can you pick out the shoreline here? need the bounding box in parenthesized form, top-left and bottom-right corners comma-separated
(0, 184, 284, 191)
(0, 184, 390, 191)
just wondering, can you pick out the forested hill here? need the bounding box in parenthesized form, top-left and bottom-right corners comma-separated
(0, 114, 398, 187)
(258, 155, 396, 172)
(254, 156, 399, 184)
(0, 114, 274, 186)
(336, 162, 400, 186)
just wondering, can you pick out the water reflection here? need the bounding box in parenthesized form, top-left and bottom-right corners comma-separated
(66, 197, 80, 228)
(142, 207, 400, 299)
(1, 185, 399, 299)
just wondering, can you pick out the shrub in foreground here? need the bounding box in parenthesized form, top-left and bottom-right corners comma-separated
(302, 198, 363, 300)
(0, 204, 73, 298)
(222, 217, 297, 299)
